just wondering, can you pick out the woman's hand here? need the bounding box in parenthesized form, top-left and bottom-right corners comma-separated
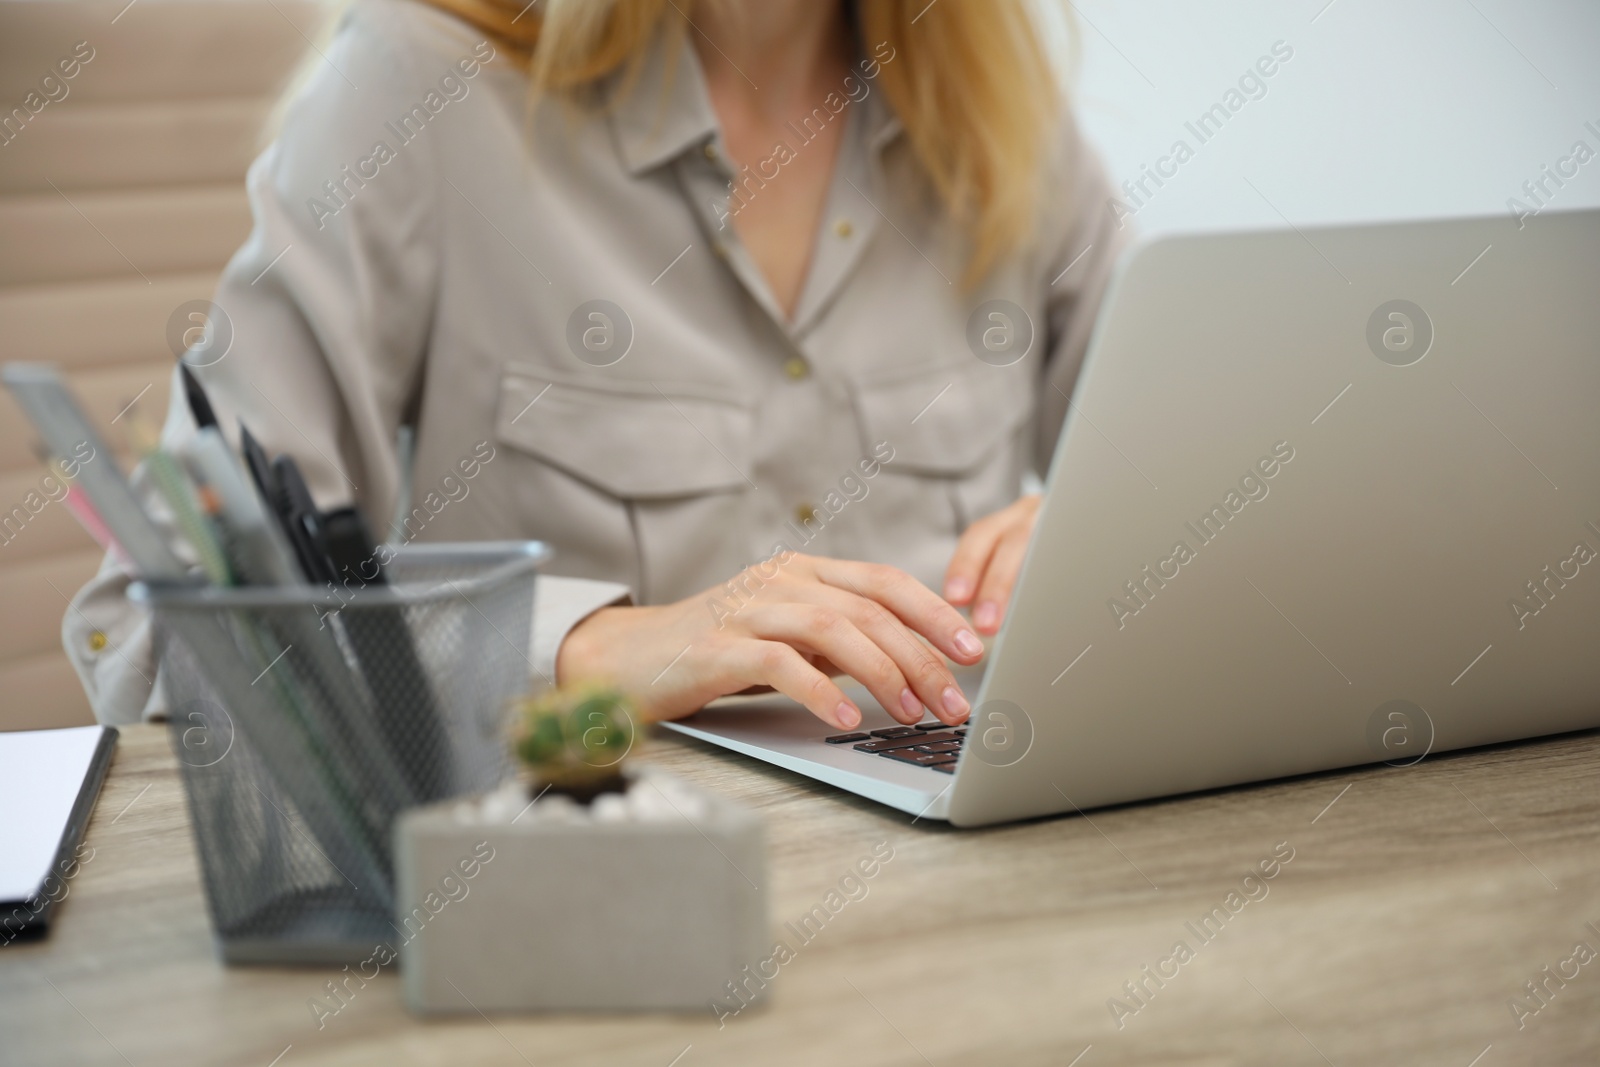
(556, 553, 986, 731)
(942, 493, 1042, 635)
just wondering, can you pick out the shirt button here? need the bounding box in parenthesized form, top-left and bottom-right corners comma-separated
(703, 142, 719, 161)
(783, 357, 809, 381)
(795, 503, 817, 524)
(88, 631, 108, 652)
(834, 218, 854, 238)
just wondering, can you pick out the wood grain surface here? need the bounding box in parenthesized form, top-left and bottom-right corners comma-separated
(5, 722, 1600, 1066)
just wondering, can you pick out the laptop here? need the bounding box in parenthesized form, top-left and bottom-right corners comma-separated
(664, 207, 1600, 827)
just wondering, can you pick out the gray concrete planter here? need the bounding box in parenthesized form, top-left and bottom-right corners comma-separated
(395, 769, 768, 1014)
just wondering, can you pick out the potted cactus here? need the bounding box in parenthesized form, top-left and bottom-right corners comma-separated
(511, 684, 634, 805)
(394, 682, 769, 1015)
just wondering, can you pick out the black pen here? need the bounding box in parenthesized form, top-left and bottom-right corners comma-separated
(238, 425, 277, 509)
(178, 363, 218, 430)
(271, 455, 338, 585)
(323, 505, 454, 802)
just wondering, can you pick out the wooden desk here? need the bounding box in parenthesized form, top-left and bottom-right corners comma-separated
(6, 723, 1600, 1065)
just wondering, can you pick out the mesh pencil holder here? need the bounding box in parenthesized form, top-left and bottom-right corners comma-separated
(131, 540, 549, 965)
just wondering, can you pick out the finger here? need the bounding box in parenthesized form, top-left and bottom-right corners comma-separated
(942, 511, 1009, 606)
(785, 583, 967, 724)
(808, 655, 844, 677)
(971, 528, 1033, 634)
(730, 639, 861, 730)
(810, 557, 985, 667)
(743, 603, 923, 724)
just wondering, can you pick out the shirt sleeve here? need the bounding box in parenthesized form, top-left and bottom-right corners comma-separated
(1035, 117, 1135, 474)
(532, 577, 633, 685)
(61, 3, 620, 723)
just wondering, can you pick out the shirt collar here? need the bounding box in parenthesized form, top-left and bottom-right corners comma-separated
(608, 27, 719, 176)
(608, 25, 906, 177)
(861, 80, 903, 153)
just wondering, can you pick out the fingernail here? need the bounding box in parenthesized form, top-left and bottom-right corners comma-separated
(837, 702, 861, 729)
(953, 629, 983, 658)
(941, 686, 969, 719)
(945, 576, 973, 602)
(898, 687, 921, 720)
(973, 601, 999, 631)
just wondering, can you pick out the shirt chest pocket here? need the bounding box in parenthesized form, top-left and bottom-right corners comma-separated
(853, 359, 1033, 477)
(845, 359, 1034, 586)
(493, 367, 755, 603)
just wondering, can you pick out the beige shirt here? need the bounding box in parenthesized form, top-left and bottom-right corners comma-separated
(65, 0, 1128, 724)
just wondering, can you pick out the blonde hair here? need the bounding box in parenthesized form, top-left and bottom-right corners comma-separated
(421, 0, 1067, 286)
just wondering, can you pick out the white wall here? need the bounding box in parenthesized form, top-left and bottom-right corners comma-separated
(1064, 0, 1600, 234)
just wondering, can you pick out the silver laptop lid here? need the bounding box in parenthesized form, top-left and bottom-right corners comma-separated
(951, 208, 1600, 826)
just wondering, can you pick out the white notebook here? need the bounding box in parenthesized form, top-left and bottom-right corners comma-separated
(0, 725, 117, 936)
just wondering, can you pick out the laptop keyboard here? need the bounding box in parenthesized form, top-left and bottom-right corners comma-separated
(824, 721, 968, 773)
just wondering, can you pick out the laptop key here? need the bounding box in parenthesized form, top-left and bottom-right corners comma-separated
(869, 727, 921, 739)
(882, 749, 952, 766)
(853, 731, 961, 753)
(932, 761, 958, 773)
(824, 732, 870, 744)
(913, 741, 961, 754)
(913, 721, 948, 730)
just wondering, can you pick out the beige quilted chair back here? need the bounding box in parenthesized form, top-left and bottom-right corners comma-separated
(0, 0, 325, 729)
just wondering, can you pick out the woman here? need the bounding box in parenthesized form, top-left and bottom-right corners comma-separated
(66, 0, 1126, 732)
